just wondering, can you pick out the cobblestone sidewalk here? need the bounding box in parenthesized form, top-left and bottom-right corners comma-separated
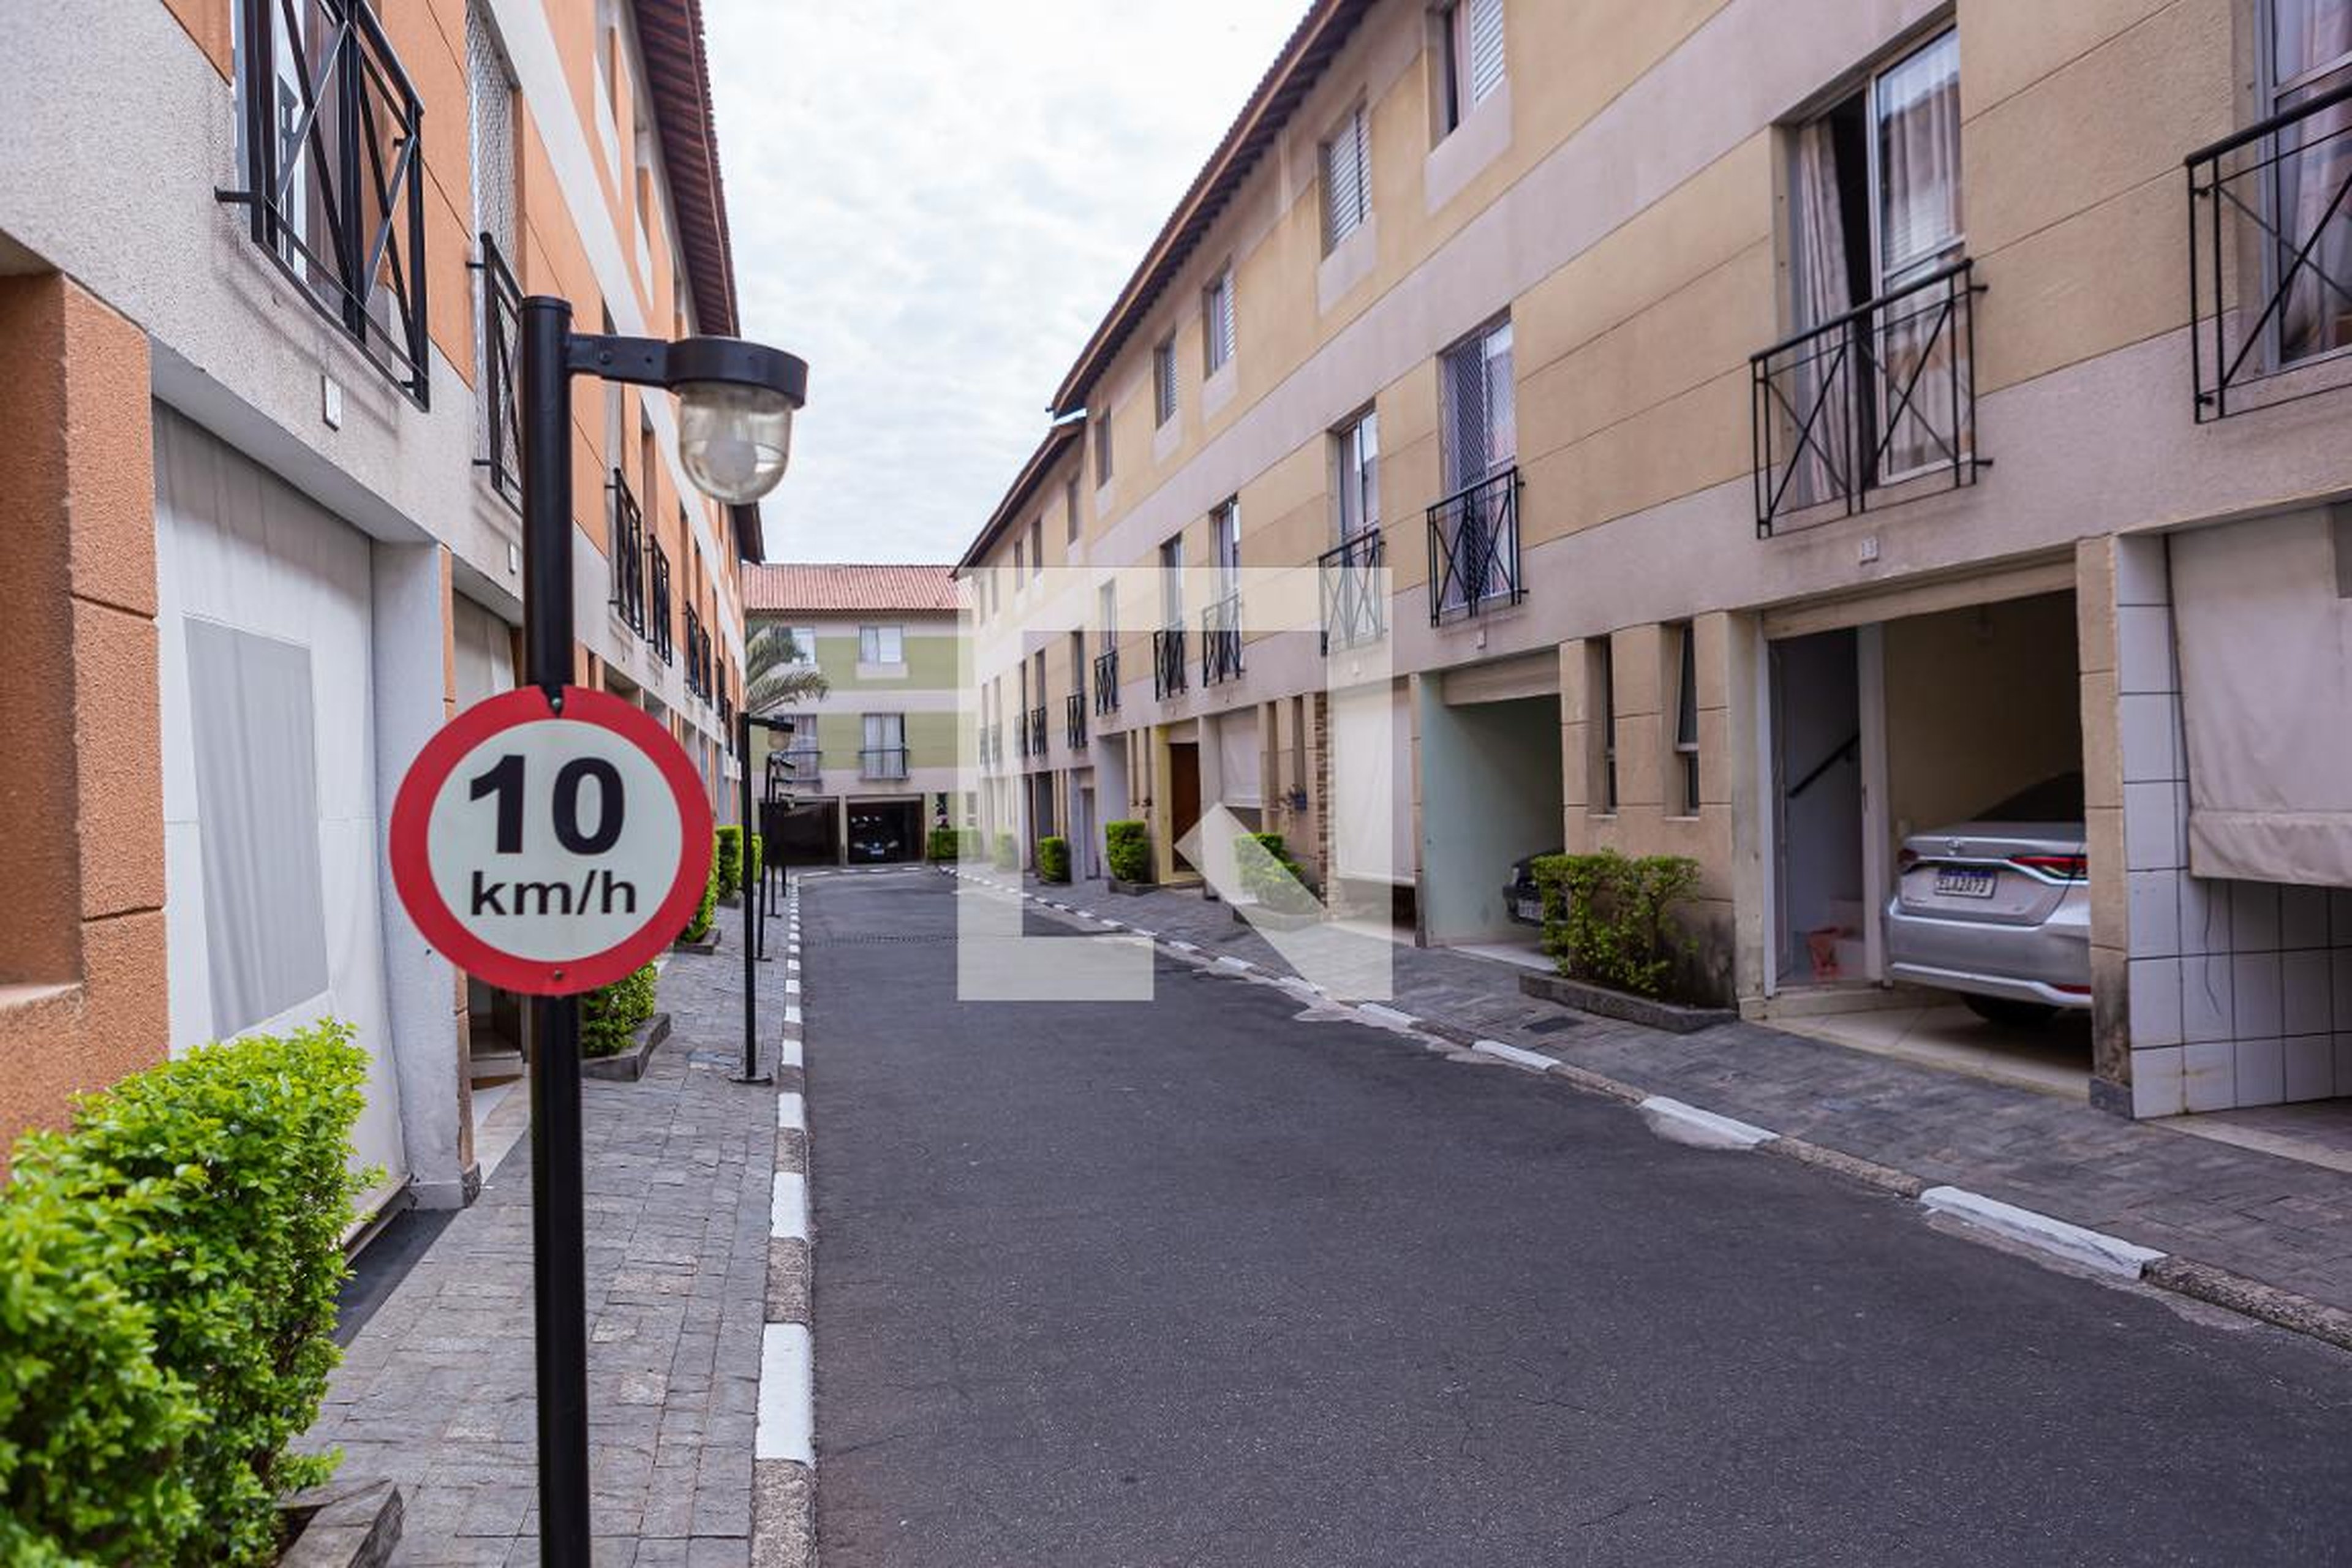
(992, 870, 2352, 1332)
(302, 941, 787, 1566)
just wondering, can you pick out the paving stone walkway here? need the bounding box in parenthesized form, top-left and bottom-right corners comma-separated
(303, 938, 786, 1566)
(997, 870, 2352, 1326)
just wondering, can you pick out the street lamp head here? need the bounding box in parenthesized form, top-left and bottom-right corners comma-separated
(666, 338, 810, 505)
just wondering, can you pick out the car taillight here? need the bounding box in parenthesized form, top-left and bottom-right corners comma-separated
(2011, 854, 2088, 881)
(1897, 848, 1918, 872)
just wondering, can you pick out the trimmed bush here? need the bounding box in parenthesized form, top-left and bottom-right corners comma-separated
(1235, 831, 1312, 912)
(1037, 835, 1071, 883)
(680, 837, 722, 942)
(993, 831, 1019, 871)
(746, 831, 763, 891)
(582, 963, 660, 1059)
(925, 825, 977, 862)
(1105, 820, 1152, 884)
(1532, 851, 1702, 1000)
(1, 1022, 373, 1566)
(715, 824, 745, 896)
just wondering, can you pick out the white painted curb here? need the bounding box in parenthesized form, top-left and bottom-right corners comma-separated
(1355, 1003, 1420, 1030)
(777, 1091, 805, 1131)
(1472, 1040, 1555, 1072)
(771, 1170, 809, 1241)
(755, 1323, 815, 1464)
(1917, 1186, 2167, 1279)
(1638, 1096, 1777, 1150)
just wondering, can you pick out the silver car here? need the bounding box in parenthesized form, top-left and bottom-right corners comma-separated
(1883, 772, 2090, 1025)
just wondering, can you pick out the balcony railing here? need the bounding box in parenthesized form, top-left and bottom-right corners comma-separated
(776, 744, 820, 790)
(1749, 257, 1983, 536)
(2188, 77, 2352, 420)
(1066, 691, 1088, 748)
(682, 609, 710, 699)
(1427, 467, 1523, 624)
(1028, 704, 1049, 758)
(1319, 528, 1385, 654)
(1013, 710, 1031, 758)
(1200, 592, 1244, 685)
(219, 0, 429, 405)
(608, 470, 646, 635)
(470, 233, 523, 511)
(1153, 627, 1188, 699)
(860, 746, 910, 782)
(649, 537, 674, 665)
(1092, 647, 1120, 714)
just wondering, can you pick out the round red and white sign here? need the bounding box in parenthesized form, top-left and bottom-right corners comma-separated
(390, 685, 715, 995)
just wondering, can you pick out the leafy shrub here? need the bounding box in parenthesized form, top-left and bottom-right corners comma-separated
(993, 831, 1019, 870)
(1532, 851, 1702, 1000)
(1105, 820, 1152, 884)
(1235, 831, 1312, 912)
(2, 1022, 372, 1566)
(746, 831, 763, 891)
(680, 837, 721, 942)
(925, 826, 979, 862)
(715, 825, 745, 895)
(582, 963, 660, 1059)
(1037, 835, 1071, 883)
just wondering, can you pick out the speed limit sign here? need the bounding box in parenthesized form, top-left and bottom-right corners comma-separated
(390, 685, 715, 995)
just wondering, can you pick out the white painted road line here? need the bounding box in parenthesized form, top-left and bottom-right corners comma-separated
(755, 1323, 815, 1464)
(1637, 1097, 1777, 1150)
(1917, 1186, 2167, 1279)
(1472, 1040, 1556, 1072)
(771, 1171, 809, 1240)
(777, 1091, 805, 1131)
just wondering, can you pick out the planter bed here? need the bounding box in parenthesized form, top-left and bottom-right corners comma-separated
(673, 929, 723, 956)
(1519, 970, 1735, 1035)
(277, 1477, 402, 1568)
(1229, 904, 1322, 932)
(582, 1012, 672, 1082)
(1106, 878, 1156, 895)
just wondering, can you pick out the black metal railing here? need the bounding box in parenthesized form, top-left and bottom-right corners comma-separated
(683, 608, 710, 699)
(718, 671, 733, 733)
(649, 537, 673, 665)
(1153, 627, 1188, 699)
(219, 0, 429, 405)
(1093, 647, 1120, 714)
(1028, 704, 1049, 757)
(1319, 529, 1385, 654)
(1201, 592, 1243, 685)
(1013, 710, 1031, 758)
(2188, 77, 2352, 420)
(1749, 258, 1983, 536)
(608, 470, 646, 634)
(1066, 691, 1088, 748)
(860, 746, 910, 782)
(470, 233, 523, 511)
(777, 744, 820, 790)
(1427, 467, 1524, 624)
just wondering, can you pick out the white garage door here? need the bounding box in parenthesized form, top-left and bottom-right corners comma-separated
(153, 406, 409, 1207)
(1332, 680, 1415, 884)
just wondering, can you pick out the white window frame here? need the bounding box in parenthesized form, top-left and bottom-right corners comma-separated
(1670, 621, 1700, 816)
(1436, 0, 1506, 137)
(1333, 407, 1379, 541)
(1203, 265, 1237, 376)
(858, 624, 904, 665)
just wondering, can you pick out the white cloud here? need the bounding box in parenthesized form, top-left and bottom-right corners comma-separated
(702, 1, 1306, 564)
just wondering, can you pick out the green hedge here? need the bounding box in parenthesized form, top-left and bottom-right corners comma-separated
(582, 963, 659, 1059)
(1, 1022, 372, 1566)
(715, 825, 745, 896)
(1236, 831, 1312, 912)
(1105, 820, 1151, 884)
(993, 831, 1019, 871)
(746, 831, 763, 891)
(1532, 851, 1702, 1000)
(926, 826, 979, 862)
(680, 836, 722, 942)
(1036, 835, 1070, 883)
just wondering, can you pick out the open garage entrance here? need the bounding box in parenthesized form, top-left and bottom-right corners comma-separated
(1418, 656, 1564, 959)
(768, 799, 841, 867)
(1766, 587, 2090, 1091)
(846, 798, 924, 865)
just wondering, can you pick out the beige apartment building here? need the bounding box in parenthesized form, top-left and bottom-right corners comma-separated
(961, 0, 2352, 1121)
(0, 0, 758, 1202)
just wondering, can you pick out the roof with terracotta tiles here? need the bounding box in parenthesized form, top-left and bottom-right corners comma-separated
(744, 564, 961, 614)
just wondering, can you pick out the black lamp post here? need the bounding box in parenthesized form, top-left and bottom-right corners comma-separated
(735, 709, 794, 1082)
(518, 295, 806, 1566)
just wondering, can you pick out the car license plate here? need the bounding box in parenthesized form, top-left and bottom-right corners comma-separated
(1515, 896, 1544, 922)
(1934, 867, 1998, 899)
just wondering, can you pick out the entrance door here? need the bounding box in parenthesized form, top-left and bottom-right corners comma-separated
(1773, 630, 1866, 984)
(1167, 742, 1202, 873)
(1073, 784, 1096, 880)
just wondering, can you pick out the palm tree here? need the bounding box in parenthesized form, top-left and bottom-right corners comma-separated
(744, 623, 829, 714)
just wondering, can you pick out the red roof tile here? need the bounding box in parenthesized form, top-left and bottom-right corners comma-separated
(745, 564, 961, 614)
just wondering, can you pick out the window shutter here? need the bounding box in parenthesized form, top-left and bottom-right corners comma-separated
(1155, 341, 1178, 424)
(1466, 0, 1506, 105)
(1322, 107, 1368, 250)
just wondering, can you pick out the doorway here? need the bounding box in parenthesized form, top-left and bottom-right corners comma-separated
(1167, 741, 1202, 875)
(1072, 782, 1097, 880)
(1772, 629, 1867, 985)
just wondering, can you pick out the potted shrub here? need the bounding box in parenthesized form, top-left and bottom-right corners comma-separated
(993, 831, 1019, 871)
(1105, 820, 1152, 892)
(675, 840, 722, 952)
(1233, 831, 1318, 927)
(1521, 851, 1732, 1033)
(715, 824, 745, 905)
(1037, 834, 1071, 883)
(581, 963, 667, 1080)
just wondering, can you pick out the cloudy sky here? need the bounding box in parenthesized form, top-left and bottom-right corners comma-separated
(703, 1, 1304, 566)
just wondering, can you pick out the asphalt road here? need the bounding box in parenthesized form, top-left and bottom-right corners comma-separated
(806, 869, 2352, 1567)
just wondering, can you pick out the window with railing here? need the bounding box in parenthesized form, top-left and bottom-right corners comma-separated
(469, 235, 524, 511)
(221, 0, 430, 405)
(1093, 647, 1121, 714)
(1028, 704, 1048, 758)
(608, 470, 646, 633)
(2188, 29, 2352, 420)
(861, 714, 909, 781)
(1153, 627, 1188, 699)
(1014, 709, 1031, 758)
(1319, 527, 1385, 654)
(682, 608, 710, 699)
(1426, 468, 1522, 624)
(649, 537, 673, 665)
(1066, 690, 1088, 748)
(1201, 593, 1243, 685)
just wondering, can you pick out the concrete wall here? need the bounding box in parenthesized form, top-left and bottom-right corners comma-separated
(1882, 593, 2082, 845)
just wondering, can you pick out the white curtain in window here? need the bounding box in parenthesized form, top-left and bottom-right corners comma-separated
(1787, 118, 1855, 510)
(2275, 0, 2352, 361)
(1876, 31, 1964, 477)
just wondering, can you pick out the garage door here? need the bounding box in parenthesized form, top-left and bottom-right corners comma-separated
(1332, 679, 1415, 885)
(153, 406, 409, 1209)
